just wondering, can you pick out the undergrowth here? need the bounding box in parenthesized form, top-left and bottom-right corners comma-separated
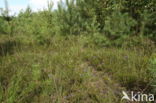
(0, 35, 155, 103)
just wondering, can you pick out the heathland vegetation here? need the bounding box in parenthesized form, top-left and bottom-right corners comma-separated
(0, 0, 156, 103)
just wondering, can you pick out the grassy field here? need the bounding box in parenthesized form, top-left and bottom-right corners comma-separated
(0, 0, 156, 102)
(0, 34, 155, 103)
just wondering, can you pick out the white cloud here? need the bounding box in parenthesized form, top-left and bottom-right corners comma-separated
(7, 0, 62, 15)
(10, 5, 27, 15)
(53, 0, 61, 9)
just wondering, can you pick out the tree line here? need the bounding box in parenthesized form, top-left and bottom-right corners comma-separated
(0, 0, 156, 44)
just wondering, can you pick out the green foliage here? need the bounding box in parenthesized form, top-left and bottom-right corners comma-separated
(90, 33, 110, 47)
(0, 17, 6, 33)
(0, 83, 2, 102)
(149, 54, 156, 93)
(0, 0, 156, 102)
(56, 0, 99, 35)
(104, 11, 136, 40)
(144, 11, 156, 41)
(1, 0, 155, 43)
(12, 5, 56, 44)
(0, 36, 126, 103)
(0, 17, 10, 34)
(54, 0, 156, 44)
(85, 47, 151, 90)
(1, 35, 154, 102)
(122, 0, 156, 39)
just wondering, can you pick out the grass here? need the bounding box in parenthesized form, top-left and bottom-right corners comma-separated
(0, 34, 155, 103)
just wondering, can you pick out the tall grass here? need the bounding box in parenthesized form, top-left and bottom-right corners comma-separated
(0, 35, 155, 103)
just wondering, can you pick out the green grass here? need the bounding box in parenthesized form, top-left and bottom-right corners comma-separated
(0, 35, 155, 103)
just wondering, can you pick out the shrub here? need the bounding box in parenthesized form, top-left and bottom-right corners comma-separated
(104, 11, 136, 40)
(149, 53, 156, 93)
(0, 17, 10, 34)
(85, 48, 150, 90)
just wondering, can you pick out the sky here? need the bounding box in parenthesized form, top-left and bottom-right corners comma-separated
(0, 0, 61, 15)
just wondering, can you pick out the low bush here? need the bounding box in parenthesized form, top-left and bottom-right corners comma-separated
(148, 53, 156, 93)
(84, 46, 151, 91)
